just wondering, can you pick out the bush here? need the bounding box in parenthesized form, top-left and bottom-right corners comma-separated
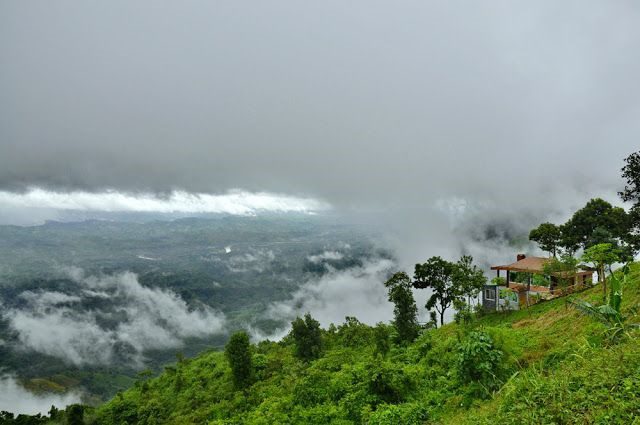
(367, 402, 429, 425)
(456, 331, 503, 393)
(336, 316, 372, 348)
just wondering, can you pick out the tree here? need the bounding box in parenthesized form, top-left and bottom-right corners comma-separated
(561, 198, 629, 252)
(65, 404, 84, 425)
(619, 151, 640, 204)
(529, 222, 562, 257)
(413, 257, 458, 327)
(619, 151, 640, 253)
(453, 255, 487, 306)
(291, 313, 323, 361)
(225, 331, 254, 390)
(384, 272, 419, 343)
(373, 323, 391, 357)
(581, 243, 620, 302)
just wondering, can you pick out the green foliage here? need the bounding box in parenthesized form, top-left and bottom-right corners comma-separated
(65, 405, 84, 425)
(453, 299, 473, 326)
(291, 313, 323, 361)
(491, 276, 506, 286)
(562, 198, 629, 253)
(366, 402, 428, 424)
(571, 264, 638, 343)
(543, 254, 579, 293)
(619, 150, 640, 204)
(372, 323, 391, 358)
(384, 272, 419, 344)
(529, 222, 562, 256)
(620, 151, 640, 254)
(582, 243, 620, 300)
(225, 331, 254, 390)
(456, 331, 504, 394)
(413, 255, 485, 327)
(414, 256, 457, 327)
(454, 255, 487, 306)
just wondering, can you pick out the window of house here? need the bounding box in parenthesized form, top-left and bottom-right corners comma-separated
(484, 288, 495, 301)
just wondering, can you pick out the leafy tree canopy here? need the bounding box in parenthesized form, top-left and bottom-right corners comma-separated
(619, 151, 640, 204)
(453, 255, 487, 306)
(529, 222, 562, 256)
(224, 331, 254, 390)
(619, 151, 640, 253)
(562, 198, 629, 252)
(291, 313, 323, 361)
(384, 272, 419, 344)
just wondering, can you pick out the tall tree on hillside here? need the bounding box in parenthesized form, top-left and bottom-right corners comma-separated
(453, 255, 487, 306)
(225, 331, 254, 390)
(413, 256, 459, 327)
(291, 313, 323, 361)
(561, 198, 630, 253)
(581, 243, 620, 302)
(619, 151, 640, 253)
(384, 272, 419, 343)
(529, 222, 562, 257)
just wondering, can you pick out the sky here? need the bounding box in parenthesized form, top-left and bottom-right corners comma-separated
(1, 1, 638, 212)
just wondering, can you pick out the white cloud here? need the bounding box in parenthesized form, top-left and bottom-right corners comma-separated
(3, 269, 226, 366)
(0, 188, 328, 215)
(306, 250, 344, 264)
(0, 375, 81, 416)
(263, 258, 396, 331)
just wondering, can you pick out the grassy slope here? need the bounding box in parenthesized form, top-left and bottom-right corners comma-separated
(92, 264, 640, 424)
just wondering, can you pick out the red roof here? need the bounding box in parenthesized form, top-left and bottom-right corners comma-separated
(491, 256, 593, 276)
(491, 256, 550, 273)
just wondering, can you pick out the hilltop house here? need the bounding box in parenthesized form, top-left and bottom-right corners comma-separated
(482, 254, 594, 311)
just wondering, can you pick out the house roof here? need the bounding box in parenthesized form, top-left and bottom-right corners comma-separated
(491, 256, 550, 273)
(491, 255, 594, 276)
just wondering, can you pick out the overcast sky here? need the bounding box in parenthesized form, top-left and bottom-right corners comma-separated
(1, 1, 639, 216)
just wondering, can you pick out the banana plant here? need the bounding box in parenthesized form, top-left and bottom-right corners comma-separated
(570, 264, 639, 342)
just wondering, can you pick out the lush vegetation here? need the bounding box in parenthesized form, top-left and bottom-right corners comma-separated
(31, 263, 629, 424)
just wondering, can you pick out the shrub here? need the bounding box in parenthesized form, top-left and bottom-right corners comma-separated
(456, 331, 503, 393)
(367, 402, 428, 425)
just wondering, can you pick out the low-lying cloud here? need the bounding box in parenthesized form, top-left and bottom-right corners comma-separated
(3, 269, 226, 366)
(307, 251, 345, 264)
(0, 188, 326, 223)
(0, 375, 81, 416)
(253, 258, 395, 340)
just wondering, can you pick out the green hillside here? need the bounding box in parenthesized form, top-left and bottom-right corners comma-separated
(68, 264, 640, 424)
